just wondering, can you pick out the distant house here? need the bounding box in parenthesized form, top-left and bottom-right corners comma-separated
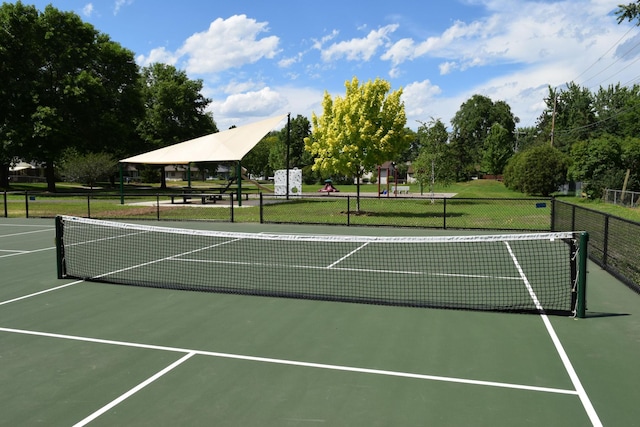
(9, 161, 45, 183)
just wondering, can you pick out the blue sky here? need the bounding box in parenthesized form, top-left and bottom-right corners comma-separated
(25, 0, 640, 131)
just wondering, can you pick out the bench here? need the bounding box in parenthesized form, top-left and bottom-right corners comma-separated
(392, 185, 410, 194)
(170, 190, 223, 204)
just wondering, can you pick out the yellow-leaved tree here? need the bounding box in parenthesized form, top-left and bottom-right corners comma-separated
(304, 77, 411, 212)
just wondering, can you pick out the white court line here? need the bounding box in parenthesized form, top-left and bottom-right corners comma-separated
(73, 352, 196, 427)
(504, 241, 602, 427)
(0, 326, 578, 397)
(0, 228, 53, 238)
(0, 246, 54, 259)
(327, 242, 369, 268)
(0, 280, 84, 306)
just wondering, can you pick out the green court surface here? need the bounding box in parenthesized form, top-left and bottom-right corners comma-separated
(1, 218, 638, 426)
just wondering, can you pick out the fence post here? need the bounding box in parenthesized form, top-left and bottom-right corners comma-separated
(25, 191, 29, 218)
(550, 197, 556, 231)
(443, 198, 447, 229)
(230, 193, 234, 223)
(259, 193, 264, 223)
(3, 191, 7, 218)
(87, 194, 91, 218)
(576, 232, 589, 318)
(156, 194, 160, 221)
(602, 215, 609, 267)
(347, 196, 351, 226)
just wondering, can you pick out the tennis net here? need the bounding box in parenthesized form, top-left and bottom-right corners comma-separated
(55, 215, 588, 316)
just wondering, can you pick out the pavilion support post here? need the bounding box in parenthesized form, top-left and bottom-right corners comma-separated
(236, 161, 242, 207)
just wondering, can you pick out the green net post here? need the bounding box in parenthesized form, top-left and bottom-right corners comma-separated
(576, 232, 589, 318)
(55, 216, 65, 279)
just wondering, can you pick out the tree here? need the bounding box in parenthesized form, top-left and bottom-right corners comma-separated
(569, 135, 626, 198)
(616, 1, 640, 25)
(0, 3, 143, 191)
(305, 77, 410, 210)
(449, 95, 516, 180)
(58, 149, 117, 189)
(482, 123, 514, 175)
(137, 63, 218, 188)
(244, 133, 277, 179)
(593, 84, 640, 138)
(269, 114, 311, 171)
(536, 83, 595, 153)
(412, 119, 455, 193)
(0, 2, 40, 187)
(503, 145, 569, 196)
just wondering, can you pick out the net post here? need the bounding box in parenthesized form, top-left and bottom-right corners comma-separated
(576, 232, 589, 318)
(55, 215, 66, 279)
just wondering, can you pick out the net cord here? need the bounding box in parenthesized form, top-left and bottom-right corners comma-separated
(58, 215, 578, 244)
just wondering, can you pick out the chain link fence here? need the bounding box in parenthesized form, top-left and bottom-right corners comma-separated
(259, 194, 552, 231)
(552, 199, 640, 295)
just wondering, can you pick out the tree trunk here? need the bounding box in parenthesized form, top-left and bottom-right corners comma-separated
(160, 165, 167, 189)
(0, 164, 9, 189)
(45, 160, 56, 192)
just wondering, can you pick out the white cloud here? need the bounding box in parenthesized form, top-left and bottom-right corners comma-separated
(402, 80, 445, 123)
(178, 15, 280, 74)
(114, 0, 132, 15)
(136, 47, 178, 67)
(214, 87, 287, 117)
(320, 24, 399, 62)
(439, 61, 458, 75)
(82, 3, 94, 17)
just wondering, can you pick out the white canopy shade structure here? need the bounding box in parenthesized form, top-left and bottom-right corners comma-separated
(120, 114, 288, 165)
(118, 114, 289, 206)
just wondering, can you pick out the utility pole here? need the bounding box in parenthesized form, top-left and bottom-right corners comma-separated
(550, 94, 557, 147)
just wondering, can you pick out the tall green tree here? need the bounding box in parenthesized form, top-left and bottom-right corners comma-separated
(449, 94, 516, 180)
(536, 83, 595, 153)
(593, 84, 640, 138)
(0, 2, 40, 187)
(569, 135, 627, 198)
(0, 2, 143, 191)
(412, 119, 454, 193)
(305, 77, 411, 210)
(482, 123, 514, 175)
(137, 63, 217, 188)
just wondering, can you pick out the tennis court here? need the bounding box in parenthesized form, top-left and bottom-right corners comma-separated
(1, 217, 639, 426)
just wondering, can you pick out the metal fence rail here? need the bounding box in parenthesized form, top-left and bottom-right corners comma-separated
(604, 189, 640, 208)
(552, 199, 640, 295)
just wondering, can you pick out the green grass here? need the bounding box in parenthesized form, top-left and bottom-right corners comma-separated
(4, 179, 639, 226)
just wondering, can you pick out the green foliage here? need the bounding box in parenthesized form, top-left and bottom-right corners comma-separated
(569, 135, 640, 198)
(0, 2, 143, 191)
(59, 149, 117, 188)
(305, 77, 410, 179)
(269, 115, 312, 171)
(137, 63, 217, 149)
(503, 145, 569, 196)
(450, 94, 516, 180)
(244, 134, 277, 179)
(616, 1, 640, 25)
(412, 119, 455, 189)
(482, 123, 514, 175)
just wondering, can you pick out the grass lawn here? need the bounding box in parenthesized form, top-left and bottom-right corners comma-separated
(3, 179, 640, 225)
